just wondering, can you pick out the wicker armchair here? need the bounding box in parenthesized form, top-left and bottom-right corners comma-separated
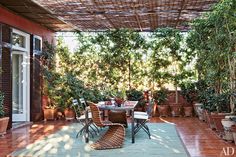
(89, 102, 125, 150)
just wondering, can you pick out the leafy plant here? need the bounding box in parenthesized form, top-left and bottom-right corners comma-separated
(180, 82, 197, 104)
(199, 88, 230, 113)
(153, 88, 168, 105)
(0, 92, 5, 118)
(126, 89, 145, 107)
(187, 0, 236, 112)
(126, 89, 143, 101)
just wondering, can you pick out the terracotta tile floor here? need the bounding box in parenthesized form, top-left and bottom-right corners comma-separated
(1, 117, 236, 157)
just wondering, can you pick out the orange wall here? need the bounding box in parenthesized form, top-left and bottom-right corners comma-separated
(0, 7, 55, 42)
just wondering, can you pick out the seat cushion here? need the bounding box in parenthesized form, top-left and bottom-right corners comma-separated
(134, 111, 148, 116)
(134, 114, 149, 120)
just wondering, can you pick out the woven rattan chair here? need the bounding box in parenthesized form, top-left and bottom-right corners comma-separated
(89, 102, 125, 150)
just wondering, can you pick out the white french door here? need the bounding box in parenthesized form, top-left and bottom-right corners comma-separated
(12, 29, 30, 122)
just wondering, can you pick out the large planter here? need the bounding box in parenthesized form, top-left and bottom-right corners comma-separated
(157, 105, 169, 117)
(0, 117, 9, 136)
(64, 108, 75, 120)
(211, 113, 231, 134)
(43, 108, 57, 121)
(183, 106, 193, 117)
(170, 105, 182, 117)
(205, 111, 216, 130)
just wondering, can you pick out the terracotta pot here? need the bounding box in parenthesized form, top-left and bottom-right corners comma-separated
(157, 105, 169, 117)
(0, 117, 9, 136)
(205, 111, 216, 129)
(43, 108, 57, 121)
(170, 105, 182, 117)
(64, 108, 75, 120)
(183, 106, 193, 117)
(211, 113, 229, 134)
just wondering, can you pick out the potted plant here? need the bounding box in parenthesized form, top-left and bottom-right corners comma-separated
(170, 104, 183, 117)
(0, 92, 9, 135)
(43, 104, 58, 121)
(180, 82, 196, 117)
(41, 41, 59, 121)
(153, 88, 169, 117)
(205, 91, 232, 134)
(126, 89, 145, 111)
(114, 90, 125, 107)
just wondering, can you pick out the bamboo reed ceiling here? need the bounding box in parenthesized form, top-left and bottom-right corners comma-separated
(1, 0, 218, 31)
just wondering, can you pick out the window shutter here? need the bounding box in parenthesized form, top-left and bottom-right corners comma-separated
(30, 35, 43, 121)
(0, 23, 12, 129)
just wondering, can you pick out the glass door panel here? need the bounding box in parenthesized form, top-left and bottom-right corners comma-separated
(12, 53, 26, 121)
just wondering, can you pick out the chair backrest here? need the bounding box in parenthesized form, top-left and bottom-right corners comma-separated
(79, 98, 87, 110)
(72, 99, 80, 118)
(89, 102, 104, 127)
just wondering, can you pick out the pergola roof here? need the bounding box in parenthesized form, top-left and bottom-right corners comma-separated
(1, 0, 218, 32)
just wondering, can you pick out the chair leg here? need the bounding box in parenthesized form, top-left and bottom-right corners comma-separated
(134, 119, 151, 139)
(92, 123, 100, 133)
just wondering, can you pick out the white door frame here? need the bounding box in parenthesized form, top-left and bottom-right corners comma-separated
(12, 28, 30, 122)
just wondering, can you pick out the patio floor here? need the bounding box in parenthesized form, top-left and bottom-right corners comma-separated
(1, 117, 236, 157)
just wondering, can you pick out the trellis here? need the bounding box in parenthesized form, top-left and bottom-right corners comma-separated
(0, 0, 218, 31)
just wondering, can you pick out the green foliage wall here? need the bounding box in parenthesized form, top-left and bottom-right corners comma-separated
(187, 0, 236, 112)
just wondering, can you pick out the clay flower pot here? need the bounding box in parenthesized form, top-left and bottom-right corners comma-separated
(64, 108, 75, 120)
(205, 111, 216, 129)
(0, 117, 9, 136)
(170, 105, 182, 117)
(211, 113, 230, 134)
(183, 106, 193, 117)
(43, 108, 57, 121)
(158, 105, 169, 117)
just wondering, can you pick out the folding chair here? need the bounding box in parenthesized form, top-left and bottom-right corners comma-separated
(72, 99, 99, 138)
(133, 102, 151, 139)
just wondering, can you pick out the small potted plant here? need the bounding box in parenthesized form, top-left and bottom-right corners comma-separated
(43, 103, 58, 121)
(153, 88, 169, 117)
(126, 89, 145, 111)
(0, 92, 9, 135)
(180, 82, 196, 117)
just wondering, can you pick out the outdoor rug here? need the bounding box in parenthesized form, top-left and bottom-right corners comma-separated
(8, 123, 190, 157)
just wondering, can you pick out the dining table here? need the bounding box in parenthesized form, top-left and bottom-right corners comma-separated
(84, 101, 138, 143)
